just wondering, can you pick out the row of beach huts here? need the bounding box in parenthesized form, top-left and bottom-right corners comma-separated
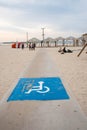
(11, 34, 87, 48)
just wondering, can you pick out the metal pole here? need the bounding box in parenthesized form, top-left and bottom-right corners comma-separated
(26, 32, 28, 41)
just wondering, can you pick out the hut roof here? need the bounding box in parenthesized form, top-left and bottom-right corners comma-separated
(83, 33, 87, 36)
(55, 37, 64, 40)
(29, 38, 40, 43)
(82, 33, 87, 41)
(44, 37, 54, 42)
(77, 37, 83, 40)
(66, 36, 76, 40)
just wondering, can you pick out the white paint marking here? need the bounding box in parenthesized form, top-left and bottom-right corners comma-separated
(25, 81, 50, 94)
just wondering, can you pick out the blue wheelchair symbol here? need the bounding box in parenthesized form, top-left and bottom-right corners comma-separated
(7, 77, 70, 101)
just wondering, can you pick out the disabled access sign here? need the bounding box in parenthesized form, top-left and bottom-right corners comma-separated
(7, 77, 69, 101)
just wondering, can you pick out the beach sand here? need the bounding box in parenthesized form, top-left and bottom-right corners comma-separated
(0, 44, 87, 116)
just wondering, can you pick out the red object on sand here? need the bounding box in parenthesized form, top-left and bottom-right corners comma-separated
(12, 43, 16, 48)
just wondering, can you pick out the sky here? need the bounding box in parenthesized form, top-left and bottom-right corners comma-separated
(0, 0, 87, 42)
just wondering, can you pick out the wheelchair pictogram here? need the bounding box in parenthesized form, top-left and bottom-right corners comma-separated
(25, 81, 50, 94)
(7, 77, 70, 101)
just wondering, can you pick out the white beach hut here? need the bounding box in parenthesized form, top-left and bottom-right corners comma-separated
(54, 37, 65, 46)
(29, 38, 41, 47)
(82, 33, 87, 42)
(66, 36, 76, 46)
(44, 37, 55, 47)
(29, 38, 40, 43)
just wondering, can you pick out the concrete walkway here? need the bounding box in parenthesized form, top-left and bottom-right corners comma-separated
(0, 48, 87, 130)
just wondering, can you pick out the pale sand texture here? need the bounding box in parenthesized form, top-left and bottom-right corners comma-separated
(48, 47, 87, 116)
(0, 45, 39, 100)
(0, 45, 87, 116)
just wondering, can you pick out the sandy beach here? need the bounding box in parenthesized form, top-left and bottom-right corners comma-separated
(0, 44, 87, 116)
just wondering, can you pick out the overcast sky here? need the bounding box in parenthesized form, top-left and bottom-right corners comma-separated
(0, 0, 87, 41)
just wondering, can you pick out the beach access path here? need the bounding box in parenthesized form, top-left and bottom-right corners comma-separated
(0, 48, 87, 130)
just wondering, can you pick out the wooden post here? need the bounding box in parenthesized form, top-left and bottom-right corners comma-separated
(77, 43, 87, 57)
(73, 39, 75, 46)
(55, 41, 57, 47)
(76, 39, 79, 46)
(63, 39, 65, 46)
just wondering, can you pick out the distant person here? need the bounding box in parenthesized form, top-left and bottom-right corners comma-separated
(61, 46, 73, 54)
(62, 47, 67, 52)
(18, 43, 20, 48)
(67, 49, 73, 53)
(29, 43, 32, 50)
(58, 46, 62, 52)
(32, 43, 36, 50)
(41, 40, 43, 47)
(22, 43, 24, 49)
(61, 47, 67, 54)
